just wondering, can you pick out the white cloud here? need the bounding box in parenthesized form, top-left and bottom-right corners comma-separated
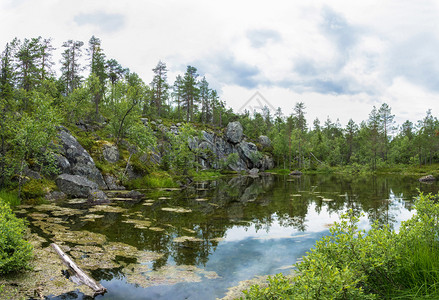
(1, 0, 439, 125)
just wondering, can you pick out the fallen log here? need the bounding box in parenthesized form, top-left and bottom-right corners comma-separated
(50, 243, 107, 296)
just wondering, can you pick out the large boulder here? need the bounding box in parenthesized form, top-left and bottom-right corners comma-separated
(55, 174, 99, 198)
(226, 122, 244, 144)
(57, 128, 107, 189)
(238, 142, 259, 168)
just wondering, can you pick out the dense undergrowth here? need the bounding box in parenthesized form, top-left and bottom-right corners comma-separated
(0, 198, 33, 275)
(241, 193, 439, 299)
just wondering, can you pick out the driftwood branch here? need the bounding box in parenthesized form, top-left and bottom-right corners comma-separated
(51, 243, 107, 296)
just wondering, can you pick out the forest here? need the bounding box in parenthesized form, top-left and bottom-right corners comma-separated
(1, 35, 439, 195)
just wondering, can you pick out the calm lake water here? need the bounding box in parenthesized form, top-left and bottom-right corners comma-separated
(20, 174, 439, 299)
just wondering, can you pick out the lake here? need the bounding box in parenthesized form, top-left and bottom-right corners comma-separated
(18, 174, 439, 299)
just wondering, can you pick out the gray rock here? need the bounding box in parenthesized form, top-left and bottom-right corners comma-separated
(25, 168, 41, 180)
(45, 191, 67, 201)
(71, 164, 107, 189)
(248, 168, 259, 177)
(260, 155, 274, 171)
(198, 141, 214, 160)
(188, 136, 199, 151)
(140, 118, 149, 125)
(419, 175, 436, 182)
(238, 142, 259, 168)
(226, 121, 244, 144)
(56, 154, 71, 174)
(55, 174, 98, 198)
(290, 170, 303, 176)
(58, 128, 107, 189)
(126, 190, 144, 199)
(87, 189, 109, 204)
(125, 164, 141, 180)
(104, 175, 125, 190)
(102, 144, 120, 163)
(150, 121, 157, 126)
(258, 136, 271, 148)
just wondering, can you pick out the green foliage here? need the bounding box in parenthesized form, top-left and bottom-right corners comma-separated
(242, 274, 294, 299)
(242, 193, 439, 299)
(0, 198, 33, 274)
(0, 190, 20, 207)
(125, 172, 178, 189)
(21, 178, 55, 201)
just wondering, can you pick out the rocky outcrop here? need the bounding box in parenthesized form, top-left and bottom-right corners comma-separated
(226, 121, 244, 144)
(149, 122, 274, 172)
(102, 144, 120, 163)
(57, 128, 107, 189)
(258, 136, 271, 148)
(55, 174, 99, 198)
(419, 175, 436, 182)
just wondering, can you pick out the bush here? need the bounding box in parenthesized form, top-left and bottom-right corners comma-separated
(0, 198, 33, 274)
(242, 193, 439, 299)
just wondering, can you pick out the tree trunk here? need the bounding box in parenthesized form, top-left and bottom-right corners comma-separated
(51, 243, 106, 296)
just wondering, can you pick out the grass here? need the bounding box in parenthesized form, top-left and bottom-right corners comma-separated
(0, 190, 20, 207)
(125, 171, 179, 189)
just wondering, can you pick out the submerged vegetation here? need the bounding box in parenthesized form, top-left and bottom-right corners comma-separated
(242, 193, 439, 299)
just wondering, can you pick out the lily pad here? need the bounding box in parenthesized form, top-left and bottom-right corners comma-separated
(162, 207, 192, 213)
(89, 205, 127, 213)
(173, 236, 203, 243)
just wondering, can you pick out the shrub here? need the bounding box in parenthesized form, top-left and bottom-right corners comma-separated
(0, 198, 33, 274)
(242, 193, 439, 299)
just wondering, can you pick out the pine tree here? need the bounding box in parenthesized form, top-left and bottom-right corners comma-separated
(60, 40, 84, 95)
(172, 75, 184, 120)
(345, 119, 358, 163)
(378, 103, 395, 161)
(368, 106, 381, 170)
(182, 66, 199, 122)
(38, 38, 55, 81)
(198, 76, 209, 124)
(13, 37, 41, 93)
(150, 61, 169, 117)
(87, 36, 107, 119)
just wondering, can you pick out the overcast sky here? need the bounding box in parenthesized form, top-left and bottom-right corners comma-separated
(1, 0, 439, 128)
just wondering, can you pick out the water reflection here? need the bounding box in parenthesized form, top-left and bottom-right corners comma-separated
(30, 174, 437, 299)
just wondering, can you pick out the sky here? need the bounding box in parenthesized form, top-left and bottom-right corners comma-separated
(1, 0, 439, 128)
